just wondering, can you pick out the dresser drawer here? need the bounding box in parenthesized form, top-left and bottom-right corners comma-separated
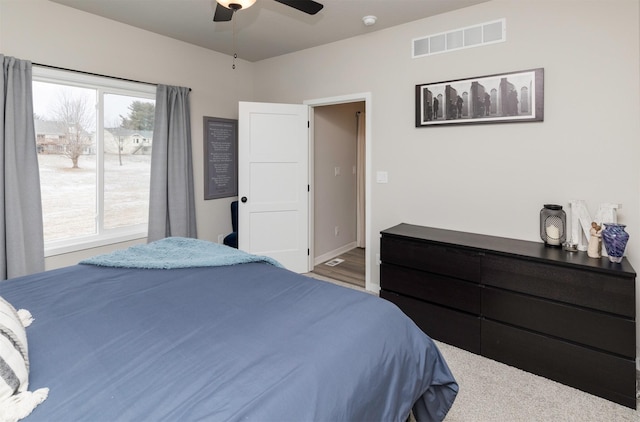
(482, 320, 636, 409)
(482, 287, 635, 358)
(381, 290, 481, 354)
(381, 236, 481, 282)
(381, 263, 480, 314)
(483, 254, 635, 318)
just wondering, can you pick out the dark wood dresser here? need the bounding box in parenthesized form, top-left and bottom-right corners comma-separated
(380, 223, 637, 409)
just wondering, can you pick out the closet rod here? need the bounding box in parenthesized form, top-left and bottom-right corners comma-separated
(32, 62, 191, 91)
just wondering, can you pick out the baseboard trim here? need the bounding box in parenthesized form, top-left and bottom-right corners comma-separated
(314, 242, 357, 266)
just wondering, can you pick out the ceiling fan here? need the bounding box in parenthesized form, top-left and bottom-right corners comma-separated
(213, 0, 324, 22)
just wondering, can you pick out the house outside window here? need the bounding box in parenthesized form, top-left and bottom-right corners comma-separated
(32, 67, 156, 256)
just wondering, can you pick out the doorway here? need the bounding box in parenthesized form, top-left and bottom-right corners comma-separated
(305, 93, 371, 291)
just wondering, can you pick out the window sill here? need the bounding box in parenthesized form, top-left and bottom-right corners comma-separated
(44, 231, 147, 257)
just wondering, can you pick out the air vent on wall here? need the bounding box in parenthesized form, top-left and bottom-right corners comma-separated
(412, 19, 506, 58)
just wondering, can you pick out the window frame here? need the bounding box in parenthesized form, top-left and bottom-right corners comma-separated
(32, 66, 156, 257)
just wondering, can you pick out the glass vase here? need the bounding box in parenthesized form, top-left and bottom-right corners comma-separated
(601, 223, 629, 263)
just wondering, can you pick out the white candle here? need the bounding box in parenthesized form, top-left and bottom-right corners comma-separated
(546, 224, 560, 245)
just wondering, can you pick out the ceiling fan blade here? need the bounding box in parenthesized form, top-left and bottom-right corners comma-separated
(274, 0, 323, 15)
(213, 3, 234, 22)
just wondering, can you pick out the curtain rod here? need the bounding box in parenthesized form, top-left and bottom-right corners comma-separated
(32, 62, 191, 91)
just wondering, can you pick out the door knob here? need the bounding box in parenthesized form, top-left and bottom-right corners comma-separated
(241, 197, 247, 203)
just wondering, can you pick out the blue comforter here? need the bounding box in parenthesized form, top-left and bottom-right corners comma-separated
(1, 247, 457, 421)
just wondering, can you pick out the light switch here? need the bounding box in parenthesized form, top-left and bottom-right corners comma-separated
(376, 171, 388, 183)
(334, 166, 341, 176)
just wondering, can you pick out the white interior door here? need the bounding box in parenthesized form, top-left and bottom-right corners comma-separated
(238, 101, 310, 273)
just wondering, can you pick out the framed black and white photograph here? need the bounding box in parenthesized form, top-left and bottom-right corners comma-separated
(415, 68, 544, 127)
(203, 116, 238, 200)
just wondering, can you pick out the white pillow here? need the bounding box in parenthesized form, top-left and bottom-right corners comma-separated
(0, 296, 48, 422)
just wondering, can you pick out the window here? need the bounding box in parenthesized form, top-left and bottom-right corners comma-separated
(32, 67, 156, 256)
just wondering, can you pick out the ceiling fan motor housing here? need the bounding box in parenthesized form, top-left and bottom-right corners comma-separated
(218, 0, 256, 11)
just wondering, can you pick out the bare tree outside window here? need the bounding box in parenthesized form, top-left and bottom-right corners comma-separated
(53, 90, 95, 169)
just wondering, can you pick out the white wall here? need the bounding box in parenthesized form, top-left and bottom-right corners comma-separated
(0, 0, 254, 268)
(252, 0, 640, 353)
(253, 0, 640, 283)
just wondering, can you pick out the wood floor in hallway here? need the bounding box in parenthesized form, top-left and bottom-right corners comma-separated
(312, 247, 365, 288)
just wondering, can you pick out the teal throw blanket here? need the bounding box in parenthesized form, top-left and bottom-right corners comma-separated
(80, 237, 283, 269)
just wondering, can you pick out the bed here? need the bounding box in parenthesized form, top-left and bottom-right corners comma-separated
(0, 238, 457, 421)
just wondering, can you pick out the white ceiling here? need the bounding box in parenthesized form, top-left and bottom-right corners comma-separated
(49, 0, 490, 62)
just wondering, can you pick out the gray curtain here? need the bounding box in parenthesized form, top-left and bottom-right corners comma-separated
(147, 84, 197, 242)
(0, 55, 45, 280)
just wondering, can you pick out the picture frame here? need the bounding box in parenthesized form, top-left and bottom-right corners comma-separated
(415, 68, 544, 127)
(203, 116, 238, 200)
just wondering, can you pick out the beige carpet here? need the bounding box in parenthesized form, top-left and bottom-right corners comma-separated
(435, 340, 639, 421)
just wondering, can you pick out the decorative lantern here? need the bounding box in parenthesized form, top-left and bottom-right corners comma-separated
(540, 204, 566, 247)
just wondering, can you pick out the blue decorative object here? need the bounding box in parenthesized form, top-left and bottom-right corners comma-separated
(601, 223, 630, 263)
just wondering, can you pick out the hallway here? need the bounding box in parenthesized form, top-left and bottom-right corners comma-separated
(312, 247, 364, 288)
